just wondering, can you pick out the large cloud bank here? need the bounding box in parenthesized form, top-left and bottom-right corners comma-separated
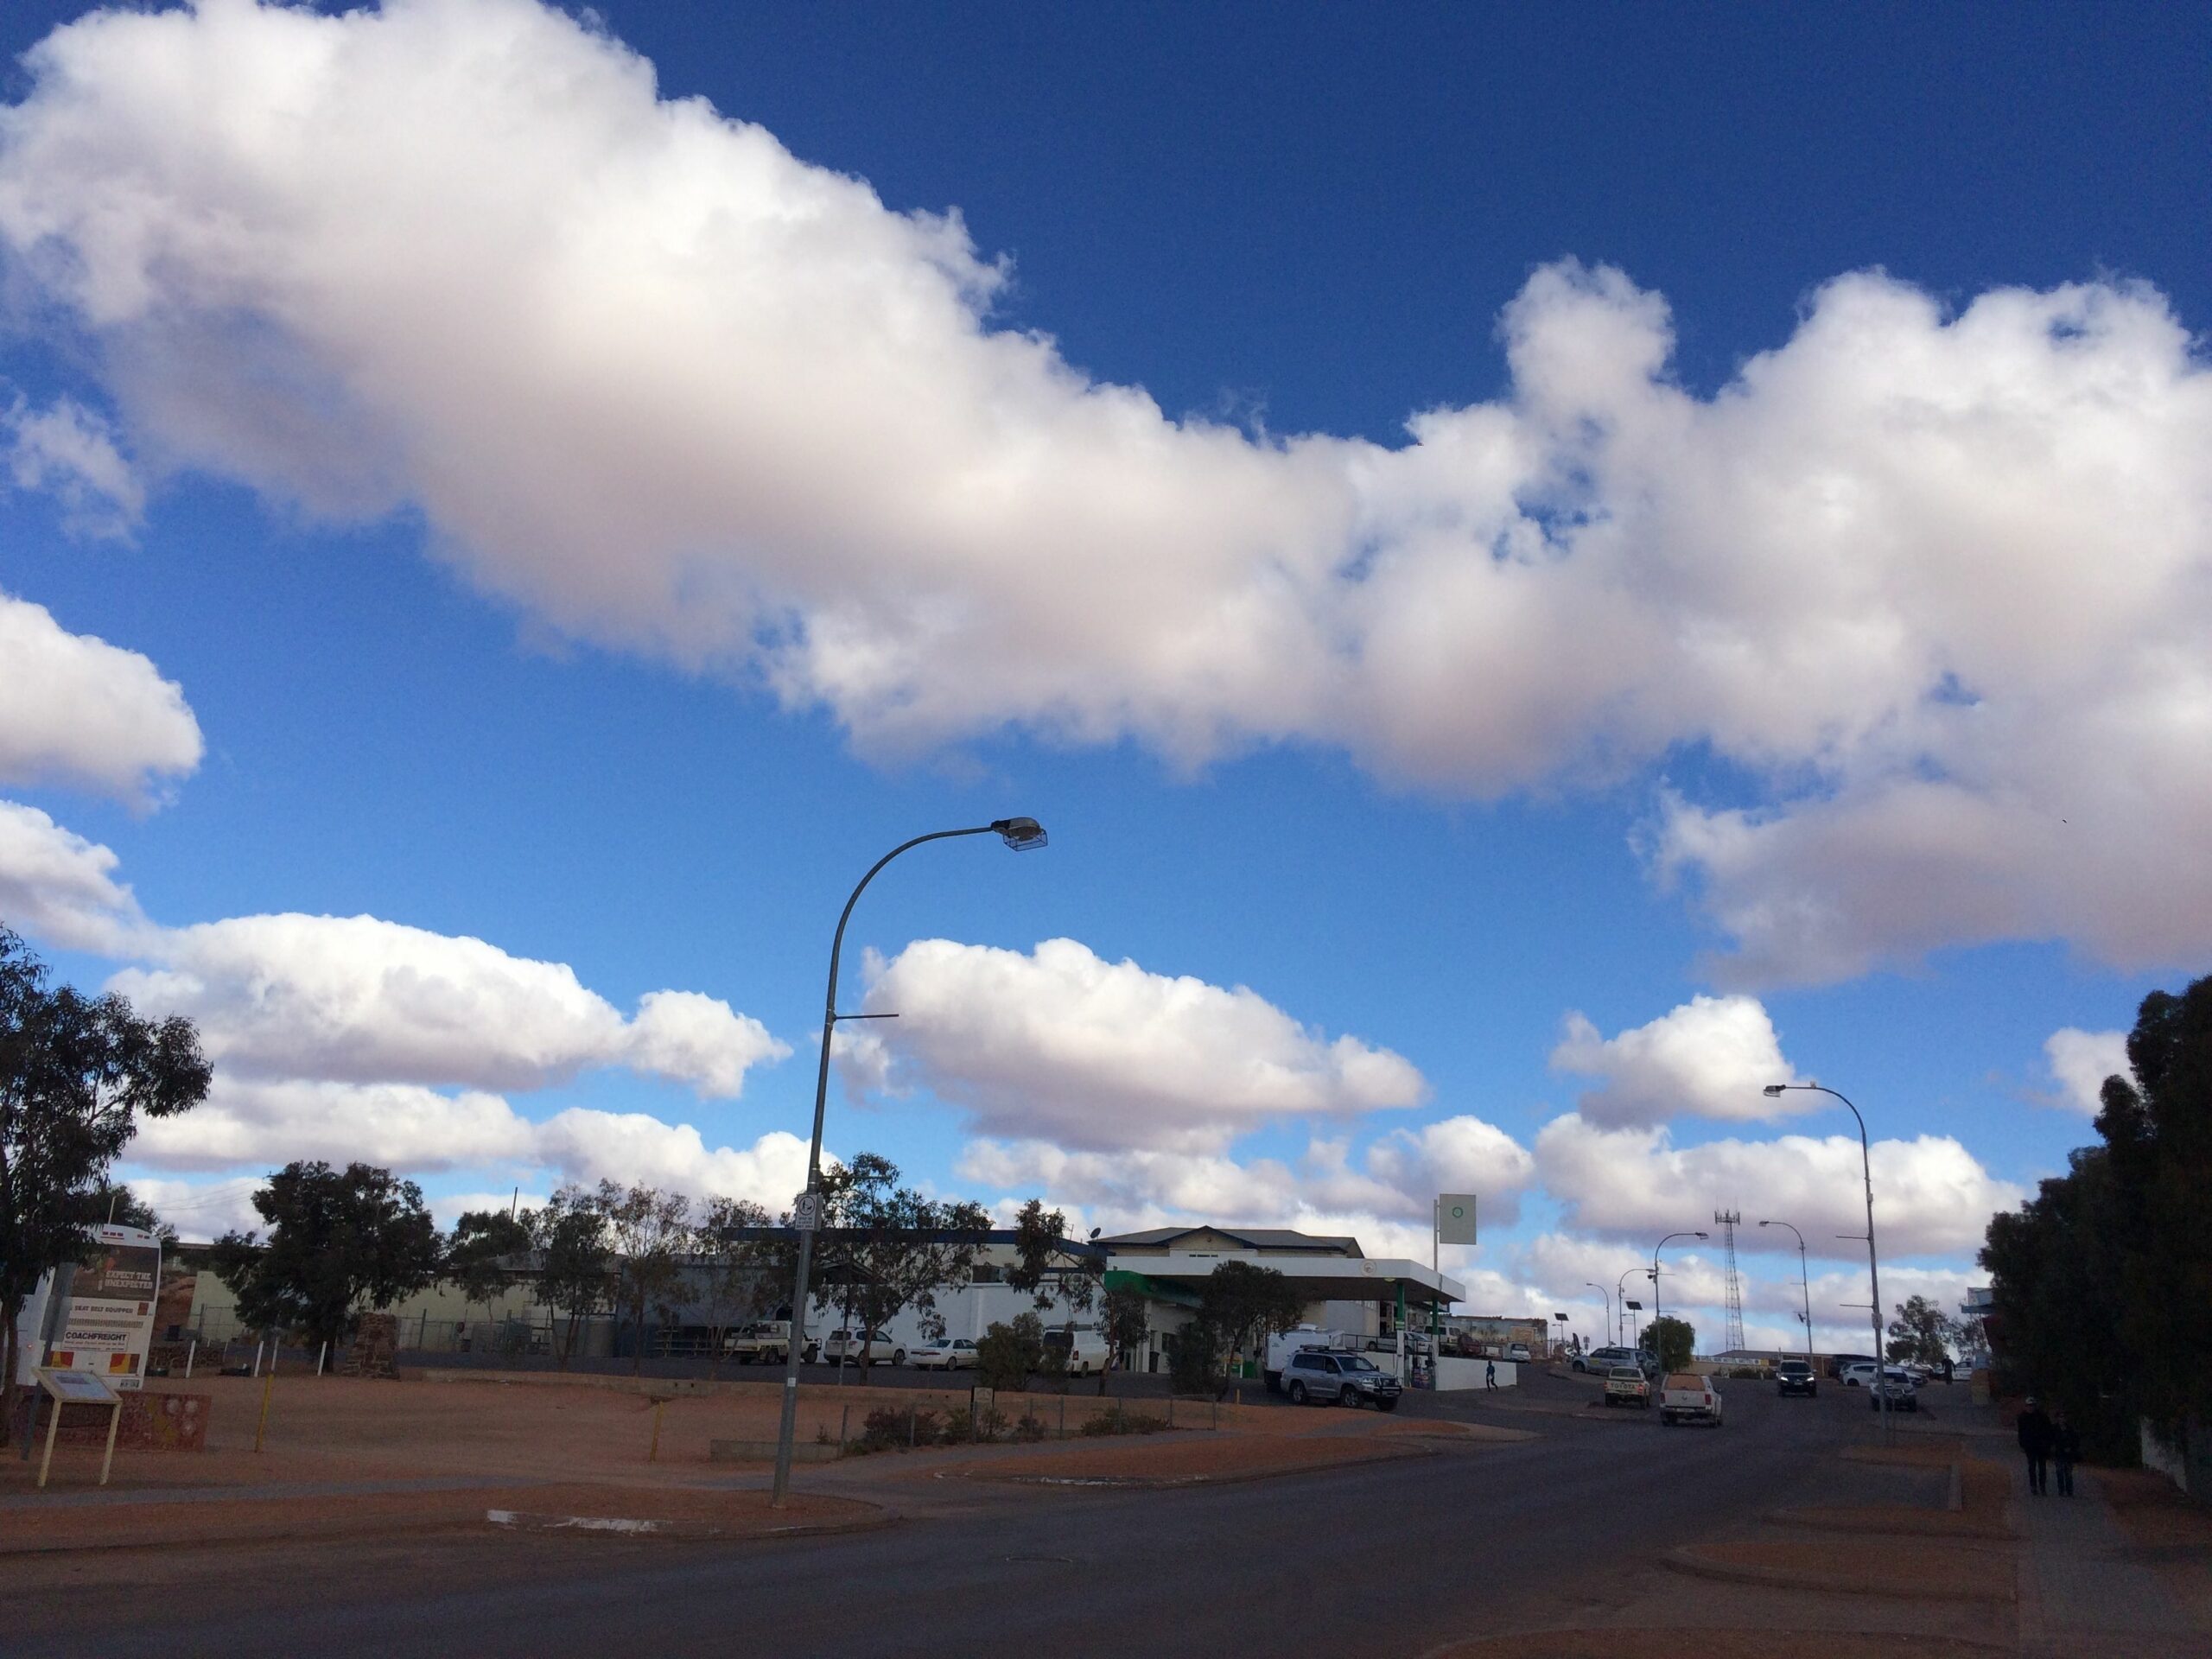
(4, 0, 2210, 982)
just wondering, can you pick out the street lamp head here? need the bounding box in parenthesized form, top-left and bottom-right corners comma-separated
(1694, 1230, 1709, 1239)
(991, 817, 1049, 850)
(1758, 1219, 1772, 1228)
(1762, 1084, 1788, 1097)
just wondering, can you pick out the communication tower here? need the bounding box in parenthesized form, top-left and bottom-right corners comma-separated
(1714, 1208, 1746, 1355)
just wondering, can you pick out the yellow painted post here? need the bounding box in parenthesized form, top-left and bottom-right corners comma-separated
(99, 1401, 121, 1486)
(35, 1393, 61, 1489)
(253, 1365, 275, 1453)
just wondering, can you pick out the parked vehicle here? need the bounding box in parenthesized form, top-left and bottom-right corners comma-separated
(1776, 1358, 1818, 1398)
(721, 1320, 791, 1364)
(1869, 1368, 1921, 1412)
(1575, 1344, 1637, 1375)
(821, 1329, 906, 1367)
(1504, 1342, 1534, 1363)
(1266, 1325, 1354, 1391)
(1658, 1372, 1724, 1427)
(1827, 1352, 1876, 1381)
(910, 1338, 978, 1370)
(1042, 1326, 1111, 1376)
(1604, 1365, 1653, 1408)
(1840, 1360, 1881, 1389)
(1281, 1348, 1402, 1409)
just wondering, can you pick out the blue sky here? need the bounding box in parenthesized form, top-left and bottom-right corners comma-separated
(3, 1, 2205, 1351)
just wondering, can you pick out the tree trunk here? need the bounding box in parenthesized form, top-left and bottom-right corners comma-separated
(0, 1309, 18, 1448)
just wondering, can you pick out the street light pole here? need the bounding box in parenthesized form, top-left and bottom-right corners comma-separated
(1764, 1082, 1888, 1440)
(1759, 1218, 1815, 1365)
(1586, 1281, 1612, 1352)
(770, 817, 1048, 1506)
(1651, 1230, 1708, 1327)
(1617, 1269, 1642, 1345)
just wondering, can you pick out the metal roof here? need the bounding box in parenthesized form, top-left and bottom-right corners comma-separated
(1094, 1225, 1363, 1257)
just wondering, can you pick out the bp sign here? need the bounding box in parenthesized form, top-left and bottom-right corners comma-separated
(1437, 1196, 1478, 1247)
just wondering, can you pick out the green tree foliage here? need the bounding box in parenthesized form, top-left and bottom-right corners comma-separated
(976, 1312, 1045, 1391)
(695, 1195, 777, 1376)
(445, 1208, 531, 1317)
(1885, 1294, 1962, 1367)
(594, 1180, 693, 1375)
(1101, 1282, 1149, 1371)
(813, 1153, 988, 1376)
(1980, 972, 2212, 1464)
(211, 1161, 441, 1361)
(1008, 1197, 1106, 1391)
(528, 1185, 613, 1369)
(1197, 1262, 1306, 1395)
(2, 929, 210, 1439)
(1167, 1318, 1224, 1395)
(1642, 1315, 1695, 1373)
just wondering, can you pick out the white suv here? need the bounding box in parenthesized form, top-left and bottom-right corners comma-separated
(821, 1330, 906, 1366)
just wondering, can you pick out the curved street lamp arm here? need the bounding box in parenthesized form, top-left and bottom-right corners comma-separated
(804, 826, 1001, 1186)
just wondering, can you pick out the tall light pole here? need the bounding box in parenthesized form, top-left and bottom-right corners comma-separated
(1759, 1217, 1815, 1365)
(770, 817, 1049, 1505)
(1617, 1269, 1643, 1345)
(1764, 1081, 1887, 1440)
(1586, 1281, 1613, 1352)
(1651, 1230, 1707, 1326)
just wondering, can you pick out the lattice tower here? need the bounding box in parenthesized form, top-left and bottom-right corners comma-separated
(1714, 1209, 1746, 1355)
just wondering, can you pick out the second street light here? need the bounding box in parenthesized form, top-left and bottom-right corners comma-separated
(770, 817, 1049, 1507)
(1760, 1217, 1815, 1366)
(1764, 1080, 1889, 1439)
(1586, 1281, 1613, 1351)
(1651, 1230, 1707, 1326)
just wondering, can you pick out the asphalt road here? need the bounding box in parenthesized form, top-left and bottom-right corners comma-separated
(3, 1370, 1950, 1658)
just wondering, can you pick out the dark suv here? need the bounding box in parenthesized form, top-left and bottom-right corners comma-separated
(1281, 1348, 1403, 1410)
(1777, 1358, 1818, 1397)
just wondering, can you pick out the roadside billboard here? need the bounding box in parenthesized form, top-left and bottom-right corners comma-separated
(39, 1224, 162, 1390)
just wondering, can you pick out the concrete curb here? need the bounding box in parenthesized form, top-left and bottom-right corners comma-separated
(1760, 1505, 2012, 1540)
(1660, 1544, 2014, 1603)
(483, 1505, 894, 1541)
(951, 1440, 1436, 1491)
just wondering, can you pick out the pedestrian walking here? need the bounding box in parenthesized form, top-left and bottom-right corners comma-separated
(2053, 1410, 2080, 1497)
(1485, 1359, 1497, 1390)
(2018, 1395, 2054, 1496)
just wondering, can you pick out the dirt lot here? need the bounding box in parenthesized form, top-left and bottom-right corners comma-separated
(2, 1370, 1477, 1550)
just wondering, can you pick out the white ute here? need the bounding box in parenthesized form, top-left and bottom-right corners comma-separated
(1658, 1371, 1724, 1427)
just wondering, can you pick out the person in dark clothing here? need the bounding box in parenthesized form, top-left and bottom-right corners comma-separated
(2052, 1410, 2081, 1497)
(2018, 1396, 2054, 1495)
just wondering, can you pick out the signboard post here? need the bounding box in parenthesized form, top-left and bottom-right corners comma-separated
(35, 1368, 122, 1489)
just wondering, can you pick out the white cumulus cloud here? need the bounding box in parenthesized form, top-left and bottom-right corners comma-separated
(1550, 994, 1803, 1126)
(0, 798, 147, 951)
(2043, 1027, 2131, 1116)
(0, 804, 786, 1099)
(849, 937, 1427, 1153)
(3, 393, 143, 537)
(7, 3, 2212, 980)
(1534, 1112, 2024, 1260)
(0, 592, 202, 804)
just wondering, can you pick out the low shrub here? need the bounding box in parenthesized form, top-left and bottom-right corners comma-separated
(1012, 1412, 1048, 1443)
(1080, 1409, 1170, 1437)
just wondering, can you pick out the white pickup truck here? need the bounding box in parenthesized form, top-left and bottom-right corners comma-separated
(1658, 1371, 1724, 1427)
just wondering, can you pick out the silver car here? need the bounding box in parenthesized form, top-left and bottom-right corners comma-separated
(1281, 1348, 1402, 1410)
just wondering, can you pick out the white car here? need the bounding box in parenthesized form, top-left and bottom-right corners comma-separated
(1504, 1343, 1534, 1363)
(820, 1330, 906, 1366)
(910, 1338, 978, 1370)
(1840, 1360, 1880, 1389)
